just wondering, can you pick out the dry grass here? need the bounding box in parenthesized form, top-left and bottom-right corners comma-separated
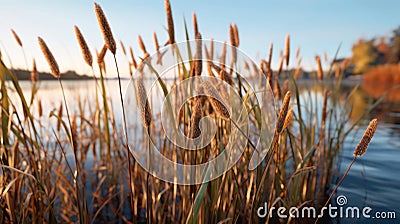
(0, 2, 378, 224)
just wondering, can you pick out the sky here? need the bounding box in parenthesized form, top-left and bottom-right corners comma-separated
(1, 0, 400, 77)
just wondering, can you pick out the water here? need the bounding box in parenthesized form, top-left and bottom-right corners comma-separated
(8, 79, 400, 223)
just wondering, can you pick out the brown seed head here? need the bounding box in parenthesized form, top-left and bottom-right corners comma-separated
(94, 2, 116, 54)
(137, 35, 147, 55)
(354, 119, 378, 157)
(153, 32, 160, 51)
(135, 77, 152, 128)
(74, 26, 93, 66)
(220, 41, 227, 69)
(220, 70, 232, 86)
(193, 13, 198, 36)
(273, 78, 282, 100)
(322, 90, 329, 125)
(189, 98, 202, 140)
(120, 40, 127, 55)
(285, 35, 290, 66)
(56, 102, 63, 131)
(37, 99, 43, 117)
(295, 47, 301, 59)
(202, 80, 230, 120)
(31, 59, 38, 83)
(315, 55, 323, 81)
(229, 25, 237, 64)
(209, 38, 214, 59)
(229, 25, 237, 47)
(164, 0, 175, 45)
(38, 37, 60, 79)
(294, 67, 302, 79)
(282, 108, 293, 131)
(193, 32, 203, 76)
(129, 46, 137, 69)
(97, 44, 107, 64)
(276, 91, 291, 133)
(277, 56, 284, 77)
(268, 43, 273, 70)
(11, 29, 23, 47)
(233, 23, 239, 47)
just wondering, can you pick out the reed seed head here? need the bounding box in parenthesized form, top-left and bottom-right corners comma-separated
(202, 80, 230, 120)
(220, 41, 227, 68)
(277, 56, 284, 77)
(276, 91, 291, 133)
(164, 0, 175, 45)
(120, 40, 127, 55)
(282, 108, 293, 131)
(229, 25, 237, 47)
(189, 98, 202, 140)
(315, 55, 323, 81)
(233, 23, 239, 47)
(38, 37, 60, 79)
(285, 34, 290, 67)
(56, 102, 63, 131)
(268, 43, 273, 70)
(97, 44, 107, 64)
(295, 47, 301, 59)
(354, 119, 378, 157)
(322, 90, 329, 125)
(94, 2, 116, 55)
(138, 35, 147, 55)
(74, 25, 93, 67)
(153, 32, 160, 51)
(38, 99, 43, 117)
(135, 77, 152, 128)
(193, 13, 198, 36)
(219, 70, 232, 86)
(294, 67, 302, 80)
(273, 78, 282, 100)
(193, 32, 203, 77)
(209, 38, 214, 59)
(129, 46, 137, 69)
(11, 29, 23, 47)
(31, 59, 38, 83)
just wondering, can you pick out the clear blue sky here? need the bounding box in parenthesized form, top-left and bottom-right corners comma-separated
(1, 0, 399, 77)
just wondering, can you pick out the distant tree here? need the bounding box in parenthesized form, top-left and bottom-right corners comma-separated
(389, 26, 400, 63)
(351, 39, 379, 74)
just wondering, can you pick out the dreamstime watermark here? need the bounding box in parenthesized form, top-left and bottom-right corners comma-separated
(124, 40, 277, 185)
(257, 195, 396, 220)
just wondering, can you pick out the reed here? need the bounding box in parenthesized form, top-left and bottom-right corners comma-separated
(38, 36, 88, 223)
(315, 118, 378, 223)
(276, 91, 291, 133)
(94, 2, 116, 54)
(285, 34, 290, 66)
(31, 59, 38, 83)
(192, 13, 199, 36)
(129, 46, 138, 69)
(37, 37, 60, 78)
(233, 23, 239, 47)
(135, 77, 152, 129)
(153, 32, 160, 52)
(202, 80, 230, 120)
(164, 0, 175, 44)
(0, 3, 379, 223)
(315, 55, 323, 81)
(74, 25, 93, 67)
(138, 35, 148, 55)
(354, 118, 378, 157)
(10, 29, 23, 47)
(120, 40, 127, 55)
